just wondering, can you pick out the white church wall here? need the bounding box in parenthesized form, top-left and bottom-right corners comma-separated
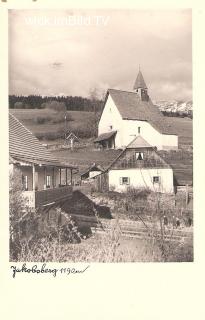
(109, 168, 174, 193)
(122, 119, 163, 149)
(98, 95, 124, 148)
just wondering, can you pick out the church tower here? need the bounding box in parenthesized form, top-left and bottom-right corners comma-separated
(133, 68, 149, 101)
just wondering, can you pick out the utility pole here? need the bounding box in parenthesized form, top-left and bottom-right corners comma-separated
(64, 113, 67, 144)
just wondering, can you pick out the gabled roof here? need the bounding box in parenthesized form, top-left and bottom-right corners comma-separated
(126, 135, 153, 149)
(107, 89, 176, 135)
(94, 131, 117, 143)
(133, 70, 147, 90)
(9, 113, 76, 168)
(105, 136, 170, 171)
(81, 163, 104, 177)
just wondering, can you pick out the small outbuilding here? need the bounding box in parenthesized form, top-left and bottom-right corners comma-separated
(81, 163, 104, 181)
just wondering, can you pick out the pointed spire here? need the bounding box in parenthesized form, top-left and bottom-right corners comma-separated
(133, 69, 147, 90)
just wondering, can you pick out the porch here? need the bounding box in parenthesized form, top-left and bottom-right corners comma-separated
(23, 185, 73, 208)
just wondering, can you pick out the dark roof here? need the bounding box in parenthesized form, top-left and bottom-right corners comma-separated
(108, 89, 176, 135)
(133, 70, 147, 90)
(9, 113, 76, 168)
(94, 131, 117, 143)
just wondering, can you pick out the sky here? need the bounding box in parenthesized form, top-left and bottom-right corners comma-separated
(9, 9, 192, 101)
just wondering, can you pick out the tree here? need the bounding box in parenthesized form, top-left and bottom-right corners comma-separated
(14, 101, 24, 109)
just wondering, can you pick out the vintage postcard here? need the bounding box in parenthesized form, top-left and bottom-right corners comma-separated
(0, 1, 204, 320)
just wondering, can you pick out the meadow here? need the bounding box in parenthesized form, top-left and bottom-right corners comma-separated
(10, 108, 193, 146)
(10, 108, 193, 184)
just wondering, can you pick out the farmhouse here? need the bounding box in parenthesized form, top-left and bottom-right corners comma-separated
(95, 70, 178, 150)
(96, 135, 174, 193)
(9, 113, 78, 209)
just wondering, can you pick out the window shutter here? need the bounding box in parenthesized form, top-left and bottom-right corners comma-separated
(120, 177, 123, 185)
(127, 177, 130, 185)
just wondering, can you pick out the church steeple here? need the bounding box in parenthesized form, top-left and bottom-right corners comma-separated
(133, 68, 149, 101)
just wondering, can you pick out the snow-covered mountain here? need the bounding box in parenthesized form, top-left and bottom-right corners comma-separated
(153, 100, 193, 114)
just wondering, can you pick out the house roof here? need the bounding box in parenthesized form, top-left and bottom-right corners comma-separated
(9, 113, 77, 169)
(94, 131, 117, 143)
(80, 163, 104, 177)
(133, 70, 147, 90)
(105, 136, 170, 171)
(107, 89, 176, 135)
(126, 135, 153, 149)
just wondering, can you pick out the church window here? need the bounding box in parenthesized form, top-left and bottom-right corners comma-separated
(138, 127, 141, 134)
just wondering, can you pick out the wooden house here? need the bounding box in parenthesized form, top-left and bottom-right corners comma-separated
(9, 113, 78, 209)
(96, 135, 174, 193)
(95, 69, 178, 150)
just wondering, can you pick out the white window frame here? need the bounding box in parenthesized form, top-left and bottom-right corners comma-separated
(46, 175, 51, 188)
(22, 175, 28, 191)
(120, 177, 130, 185)
(135, 152, 144, 160)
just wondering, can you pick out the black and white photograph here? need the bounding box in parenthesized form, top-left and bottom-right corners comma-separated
(8, 9, 193, 262)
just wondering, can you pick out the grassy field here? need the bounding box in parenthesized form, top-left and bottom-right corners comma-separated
(10, 108, 193, 184)
(10, 108, 95, 139)
(10, 108, 192, 145)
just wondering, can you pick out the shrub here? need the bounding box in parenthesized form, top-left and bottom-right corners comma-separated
(45, 100, 66, 112)
(33, 115, 52, 124)
(51, 112, 73, 124)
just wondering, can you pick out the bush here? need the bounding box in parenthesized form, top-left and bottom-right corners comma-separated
(45, 100, 66, 112)
(51, 112, 73, 124)
(33, 115, 52, 124)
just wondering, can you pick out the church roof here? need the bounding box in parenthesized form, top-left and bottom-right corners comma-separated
(107, 89, 176, 135)
(133, 70, 147, 90)
(9, 113, 76, 168)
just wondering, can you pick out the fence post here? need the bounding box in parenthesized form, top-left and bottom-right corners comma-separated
(186, 184, 189, 207)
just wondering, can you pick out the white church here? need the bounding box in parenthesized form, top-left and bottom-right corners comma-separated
(94, 70, 178, 150)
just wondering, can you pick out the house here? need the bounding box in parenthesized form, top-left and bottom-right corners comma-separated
(95, 70, 178, 150)
(9, 113, 78, 209)
(96, 135, 174, 193)
(80, 163, 104, 181)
